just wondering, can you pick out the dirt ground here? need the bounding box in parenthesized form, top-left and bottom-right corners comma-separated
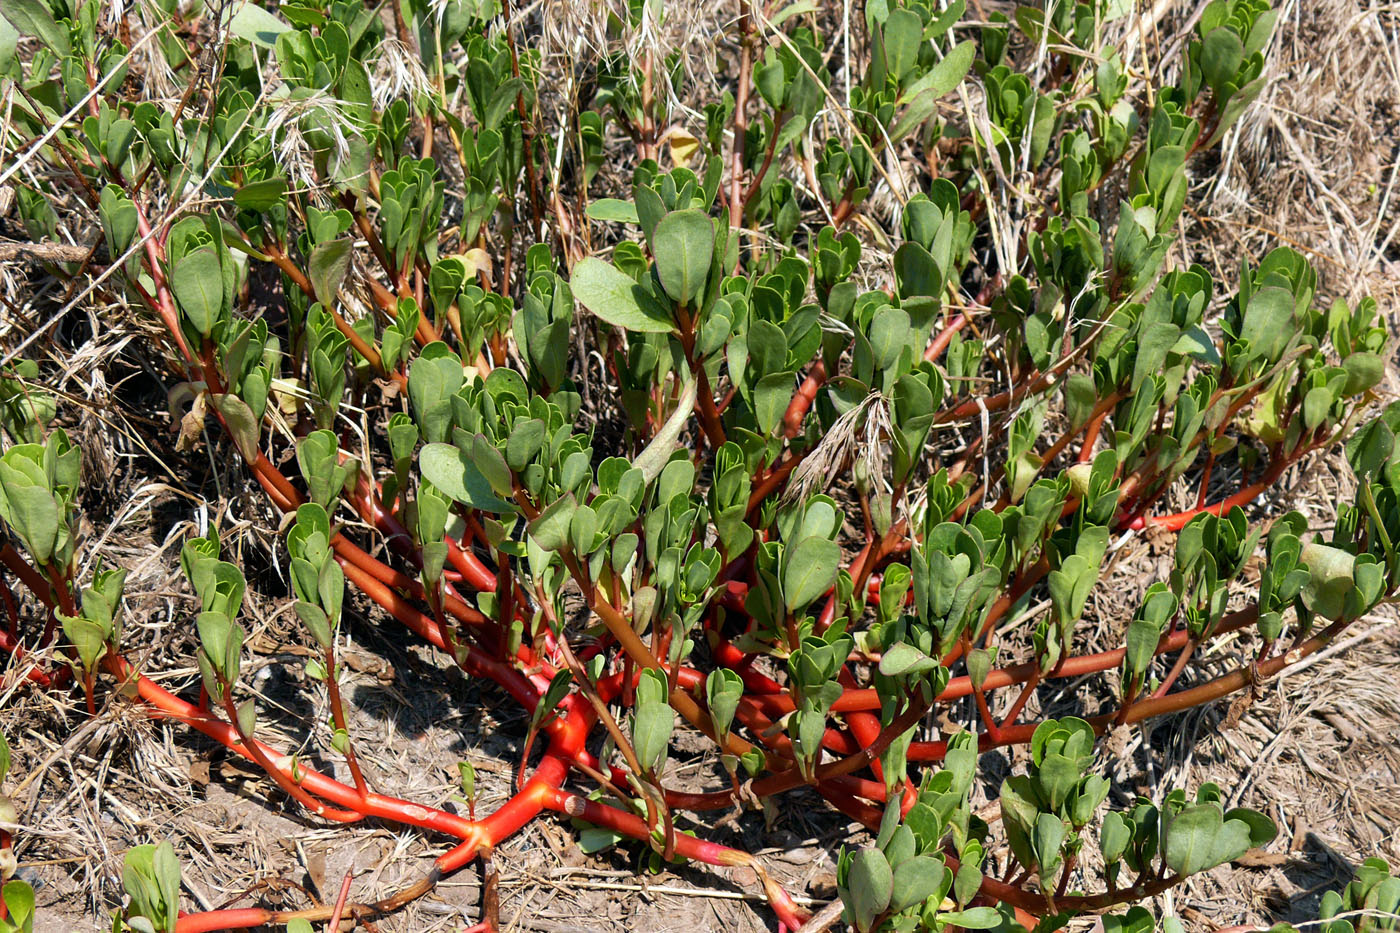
(4, 0, 1400, 930)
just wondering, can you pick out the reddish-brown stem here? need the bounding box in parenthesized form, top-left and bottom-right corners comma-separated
(1195, 450, 1217, 508)
(327, 870, 353, 931)
(830, 180, 858, 229)
(171, 868, 442, 930)
(1079, 405, 1110, 462)
(45, 562, 77, 641)
(1115, 383, 1270, 526)
(132, 201, 195, 364)
(106, 653, 482, 838)
(740, 110, 787, 214)
(997, 667, 1042, 730)
(175, 908, 275, 931)
(323, 646, 370, 799)
(747, 451, 802, 515)
(969, 675, 1002, 742)
(747, 603, 1260, 718)
(220, 684, 364, 823)
(904, 611, 1353, 768)
(1151, 638, 1196, 699)
(1128, 452, 1294, 531)
(935, 368, 1054, 426)
(677, 307, 727, 448)
(340, 192, 402, 290)
(783, 361, 825, 438)
(961, 388, 1124, 517)
(0, 629, 55, 686)
(554, 636, 666, 845)
(728, 0, 755, 225)
(0, 572, 22, 639)
(0, 545, 54, 607)
(541, 787, 809, 929)
(924, 313, 968, 363)
(261, 242, 400, 387)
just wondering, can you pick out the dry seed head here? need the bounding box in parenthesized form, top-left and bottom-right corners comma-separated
(785, 391, 891, 501)
(539, 0, 613, 65)
(427, 0, 458, 25)
(369, 39, 436, 110)
(263, 87, 359, 196)
(131, 0, 196, 99)
(105, 0, 127, 29)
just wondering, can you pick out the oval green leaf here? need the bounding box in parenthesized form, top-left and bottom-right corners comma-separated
(170, 248, 224, 336)
(652, 209, 714, 306)
(782, 536, 840, 613)
(419, 443, 512, 513)
(570, 257, 675, 334)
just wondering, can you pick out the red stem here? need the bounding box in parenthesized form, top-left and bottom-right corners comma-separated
(175, 908, 273, 932)
(782, 361, 825, 438)
(541, 786, 810, 929)
(327, 869, 353, 931)
(924, 313, 968, 363)
(1128, 454, 1293, 531)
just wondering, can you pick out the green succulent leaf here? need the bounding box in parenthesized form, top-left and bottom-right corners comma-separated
(419, 443, 512, 513)
(170, 249, 224, 337)
(528, 494, 578, 552)
(585, 199, 640, 224)
(225, 1, 291, 46)
(652, 209, 714, 306)
(888, 854, 946, 913)
(0, 0, 68, 55)
(632, 669, 675, 773)
(633, 380, 697, 483)
(879, 642, 940, 677)
(782, 536, 841, 613)
(0, 879, 35, 933)
(847, 847, 893, 932)
(1300, 541, 1354, 622)
(208, 394, 260, 462)
(937, 907, 1002, 929)
(570, 257, 676, 334)
(308, 239, 354, 306)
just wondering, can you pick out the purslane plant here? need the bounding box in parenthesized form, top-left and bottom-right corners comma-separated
(0, 0, 1393, 929)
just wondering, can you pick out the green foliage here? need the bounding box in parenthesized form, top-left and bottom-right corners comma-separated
(631, 668, 674, 774)
(0, 881, 35, 933)
(0, 431, 78, 568)
(838, 738, 1012, 931)
(0, 362, 56, 445)
(121, 842, 181, 933)
(1307, 858, 1400, 933)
